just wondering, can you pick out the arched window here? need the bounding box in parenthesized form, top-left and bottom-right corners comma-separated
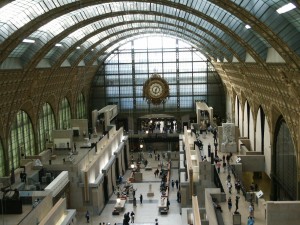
(76, 93, 86, 119)
(59, 98, 71, 129)
(0, 139, 4, 176)
(9, 110, 35, 170)
(274, 117, 297, 200)
(38, 103, 56, 152)
(92, 36, 225, 116)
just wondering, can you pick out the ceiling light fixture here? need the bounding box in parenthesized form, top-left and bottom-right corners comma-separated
(76, 46, 81, 49)
(245, 24, 251, 29)
(276, 3, 296, 14)
(55, 43, 63, 47)
(23, 39, 35, 43)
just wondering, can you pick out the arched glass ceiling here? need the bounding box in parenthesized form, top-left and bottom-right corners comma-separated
(0, 0, 299, 68)
(64, 29, 215, 67)
(39, 20, 236, 63)
(6, 2, 263, 66)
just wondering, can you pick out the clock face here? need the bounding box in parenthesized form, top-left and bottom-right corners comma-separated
(149, 82, 163, 98)
(143, 74, 169, 105)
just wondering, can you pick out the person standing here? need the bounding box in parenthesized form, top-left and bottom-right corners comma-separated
(171, 180, 175, 189)
(177, 190, 181, 202)
(175, 180, 179, 189)
(227, 174, 231, 183)
(133, 197, 137, 207)
(227, 197, 232, 211)
(235, 196, 240, 212)
(216, 161, 221, 173)
(223, 160, 227, 173)
(249, 203, 254, 217)
(132, 188, 137, 198)
(130, 211, 135, 223)
(235, 180, 241, 194)
(139, 194, 143, 204)
(227, 181, 232, 194)
(85, 210, 90, 223)
(247, 216, 255, 225)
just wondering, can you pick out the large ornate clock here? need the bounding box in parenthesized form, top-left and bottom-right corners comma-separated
(143, 73, 169, 105)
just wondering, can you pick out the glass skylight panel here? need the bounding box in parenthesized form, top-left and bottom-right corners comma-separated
(101, 3, 112, 14)
(126, 1, 137, 11)
(109, 2, 122, 12)
(82, 41, 93, 49)
(68, 29, 86, 40)
(62, 37, 75, 47)
(156, 4, 165, 14)
(102, 40, 111, 47)
(89, 35, 101, 44)
(45, 0, 57, 9)
(26, 5, 41, 19)
(94, 4, 106, 15)
(9, 43, 30, 57)
(44, 48, 55, 59)
(140, 2, 151, 10)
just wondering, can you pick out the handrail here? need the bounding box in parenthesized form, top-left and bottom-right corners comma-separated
(192, 195, 202, 225)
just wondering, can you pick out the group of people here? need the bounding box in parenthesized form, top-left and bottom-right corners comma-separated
(121, 211, 135, 225)
(171, 179, 179, 189)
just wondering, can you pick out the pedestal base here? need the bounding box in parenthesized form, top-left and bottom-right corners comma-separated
(232, 212, 241, 225)
(147, 192, 154, 197)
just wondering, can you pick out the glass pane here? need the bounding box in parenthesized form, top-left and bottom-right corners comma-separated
(179, 51, 192, 61)
(163, 51, 177, 62)
(120, 86, 133, 97)
(120, 98, 133, 110)
(163, 63, 177, 73)
(107, 86, 120, 97)
(135, 64, 148, 74)
(148, 52, 162, 63)
(179, 73, 192, 83)
(179, 62, 193, 72)
(180, 96, 193, 108)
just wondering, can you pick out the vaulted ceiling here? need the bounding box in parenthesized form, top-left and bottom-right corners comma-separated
(0, 0, 299, 71)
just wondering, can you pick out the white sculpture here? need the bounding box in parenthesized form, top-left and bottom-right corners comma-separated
(221, 123, 237, 152)
(34, 159, 43, 166)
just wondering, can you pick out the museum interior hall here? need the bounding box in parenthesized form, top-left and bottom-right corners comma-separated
(0, 1, 300, 225)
